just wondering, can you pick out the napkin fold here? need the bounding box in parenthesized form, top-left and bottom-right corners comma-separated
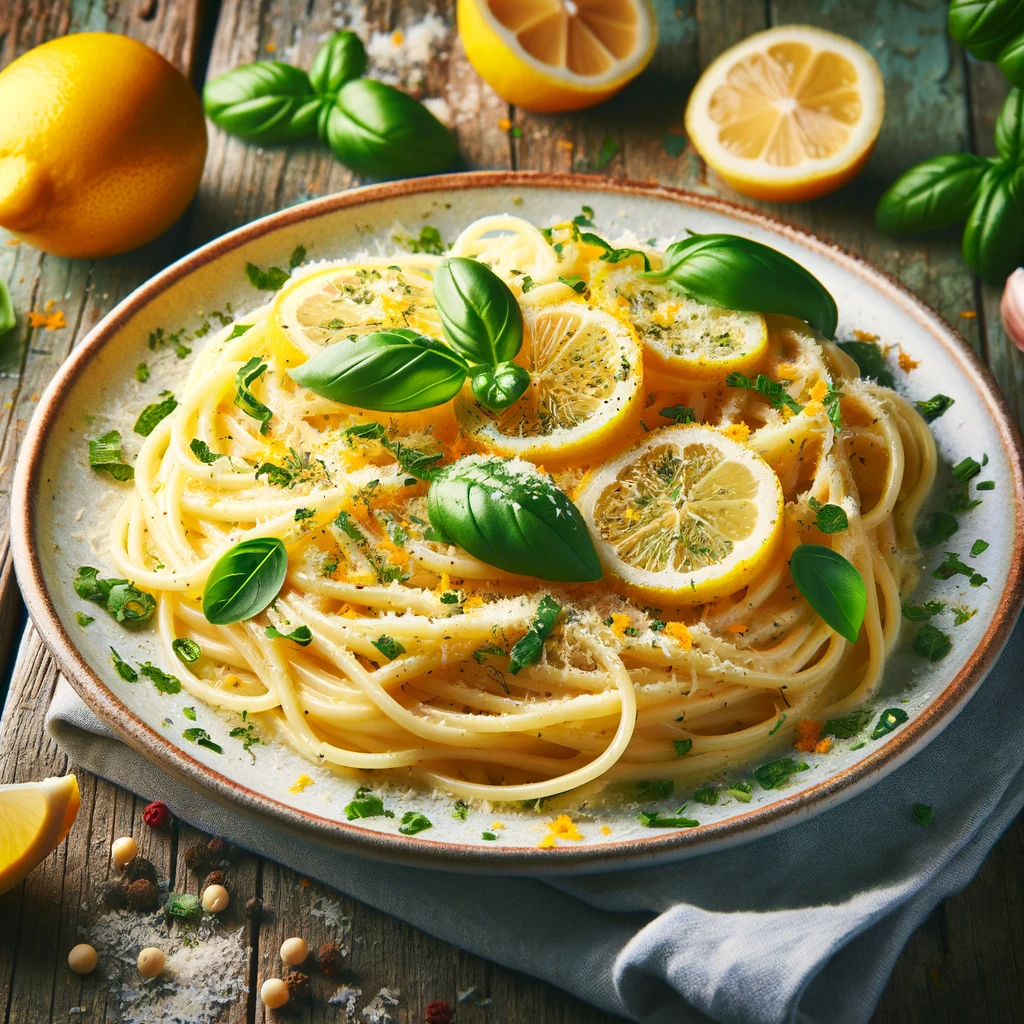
(43, 617, 1024, 1024)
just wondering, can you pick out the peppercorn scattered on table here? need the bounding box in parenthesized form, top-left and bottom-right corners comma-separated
(0, 2, 1020, 1023)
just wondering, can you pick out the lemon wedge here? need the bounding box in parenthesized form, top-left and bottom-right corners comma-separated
(0, 774, 80, 895)
(576, 425, 783, 603)
(457, 0, 657, 113)
(597, 270, 769, 381)
(685, 25, 884, 202)
(455, 301, 643, 467)
(268, 261, 442, 368)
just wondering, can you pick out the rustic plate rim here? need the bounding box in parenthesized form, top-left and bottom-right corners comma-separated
(12, 170, 1024, 874)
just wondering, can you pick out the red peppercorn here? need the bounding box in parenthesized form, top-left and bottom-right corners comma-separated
(425, 1000, 452, 1024)
(143, 801, 171, 828)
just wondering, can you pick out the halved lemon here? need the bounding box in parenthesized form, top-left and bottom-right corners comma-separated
(267, 261, 442, 368)
(685, 26, 884, 202)
(455, 302, 643, 467)
(596, 269, 768, 381)
(575, 425, 783, 603)
(457, 0, 657, 113)
(0, 774, 80, 895)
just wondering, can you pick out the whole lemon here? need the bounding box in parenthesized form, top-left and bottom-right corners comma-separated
(0, 33, 207, 258)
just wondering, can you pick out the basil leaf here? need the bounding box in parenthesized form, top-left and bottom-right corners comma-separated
(948, 0, 1024, 60)
(289, 329, 468, 411)
(235, 356, 273, 433)
(310, 31, 367, 96)
(810, 501, 848, 534)
(508, 595, 561, 675)
(915, 394, 955, 422)
(962, 164, 1024, 284)
(427, 458, 602, 582)
(995, 88, 1024, 161)
(836, 340, 895, 388)
(433, 257, 524, 366)
(871, 707, 909, 740)
(398, 811, 433, 835)
(0, 280, 14, 342)
(110, 648, 138, 682)
(753, 758, 809, 790)
(789, 544, 866, 644)
(191, 438, 225, 464)
(998, 32, 1024, 88)
(470, 362, 530, 411)
(88, 430, 134, 481)
(183, 727, 222, 753)
(266, 624, 313, 646)
(203, 62, 321, 143)
(172, 637, 202, 663)
(134, 393, 177, 437)
(203, 536, 288, 625)
(659, 404, 695, 424)
(875, 154, 991, 235)
(643, 234, 838, 339)
(320, 78, 457, 179)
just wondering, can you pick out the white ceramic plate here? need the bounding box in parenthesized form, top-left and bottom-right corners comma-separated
(12, 172, 1024, 873)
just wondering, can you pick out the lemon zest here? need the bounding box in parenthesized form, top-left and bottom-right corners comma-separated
(288, 774, 314, 794)
(664, 622, 693, 651)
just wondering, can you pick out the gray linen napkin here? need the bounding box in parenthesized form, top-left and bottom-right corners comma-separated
(43, 616, 1024, 1024)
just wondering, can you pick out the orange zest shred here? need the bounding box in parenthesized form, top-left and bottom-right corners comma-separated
(809, 380, 828, 403)
(28, 309, 66, 330)
(664, 622, 693, 651)
(491, 821, 506, 830)
(377, 538, 410, 568)
(537, 814, 584, 848)
(814, 736, 833, 754)
(600, 824, 613, 835)
(609, 612, 632, 638)
(897, 347, 919, 371)
(463, 594, 484, 610)
(498, 117, 512, 132)
(776, 363, 800, 381)
(721, 423, 750, 443)
(391, 29, 404, 45)
(794, 719, 823, 752)
(288, 774, 314, 793)
(959, 310, 977, 319)
(725, 623, 748, 634)
(852, 329, 878, 342)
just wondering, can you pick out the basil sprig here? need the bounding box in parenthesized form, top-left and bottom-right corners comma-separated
(433, 257, 531, 409)
(0, 280, 14, 343)
(949, 0, 1024, 67)
(289, 329, 469, 411)
(641, 233, 838, 339)
(876, 88, 1024, 283)
(203, 31, 457, 180)
(427, 458, 601, 582)
(789, 544, 866, 644)
(203, 537, 288, 625)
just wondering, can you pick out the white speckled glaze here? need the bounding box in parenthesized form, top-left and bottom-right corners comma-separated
(11, 173, 1024, 873)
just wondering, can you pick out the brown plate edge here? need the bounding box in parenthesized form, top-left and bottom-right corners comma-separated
(11, 169, 1024, 875)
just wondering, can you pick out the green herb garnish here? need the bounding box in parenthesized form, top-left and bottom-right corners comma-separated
(134, 393, 177, 437)
(398, 811, 433, 835)
(172, 638, 201, 663)
(753, 758, 809, 790)
(915, 394, 955, 422)
(912, 623, 952, 662)
(88, 430, 134, 481)
(266, 624, 313, 646)
(110, 648, 138, 682)
(371, 634, 406, 661)
(871, 707, 909, 740)
(508, 595, 562, 675)
(234, 356, 273, 433)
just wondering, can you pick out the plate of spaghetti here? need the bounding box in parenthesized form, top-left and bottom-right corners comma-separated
(13, 173, 1024, 870)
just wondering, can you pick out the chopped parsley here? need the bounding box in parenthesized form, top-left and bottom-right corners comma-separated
(915, 394, 955, 422)
(229, 712, 261, 761)
(453, 801, 469, 821)
(74, 567, 155, 625)
(753, 758, 809, 790)
(976, 480, 995, 491)
(139, 662, 182, 695)
(266, 624, 313, 646)
(234, 357, 273, 433)
(638, 811, 698, 828)
(172, 638, 201, 663)
(951, 456, 982, 484)
(726, 372, 802, 414)
(768, 714, 787, 735)
(190, 438, 225, 464)
(110, 648, 138, 682)
(344, 788, 388, 820)
(837, 340, 895, 387)
(822, 383, 844, 432)
(692, 784, 718, 806)
(917, 511, 958, 547)
(724, 782, 753, 803)
(912, 623, 952, 662)
(673, 739, 692, 757)
(167, 892, 202, 919)
(932, 551, 973, 581)
(901, 600, 945, 622)
(807, 497, 848, 534)
(343, 422, 442, 481)
(659, 405, 695, 424)
(289, 245, 306, 269)
(822, 707, 874, 738)
(558, 275, 587, 293)
(148, 327, 191, 359)
(75, 611, 94, 627)
(871, 707, 909, 740)
(481, 831, 498, 841)
(398, 811, 433, 835)
(255, 462, 293, 487)
(472, 643, 507, 664)
(88, 430, 134, 481)
(183, 707, 197, 721)
(508, 595, 561, 675)
(228, 323, 253, 339)
(135, 363, 150, 382)
(637, 779, 673, 800)
(578, 230, 651, 271)
(970, 539, 989, 557)
(244, 261, 291, 291)
(182, 727, 222, 753)
(134, 393, 177, 437)
(952, 605, 977, 626)
(372, 634, 406, 661)
(912, 803, 934, 826)
(294, 507, 315, 521)
(520, 275, 536, 293)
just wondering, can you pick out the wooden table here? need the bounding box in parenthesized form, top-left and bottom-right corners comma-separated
(1, 1, 1021, 1021)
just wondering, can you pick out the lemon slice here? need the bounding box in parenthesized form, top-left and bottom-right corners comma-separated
(597, 270, 768, 381)
(457, 0, 658, 113)
(576, 425, 783, 603)
(0, 774, 80, 895)
(449, 214, 563, 293)
(685, 25, 884, 202)
(455, 301, 643, 467)
(268, 261, 442, 368)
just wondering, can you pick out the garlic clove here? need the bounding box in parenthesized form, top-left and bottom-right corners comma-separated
(1000, 267, 1024, 353)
